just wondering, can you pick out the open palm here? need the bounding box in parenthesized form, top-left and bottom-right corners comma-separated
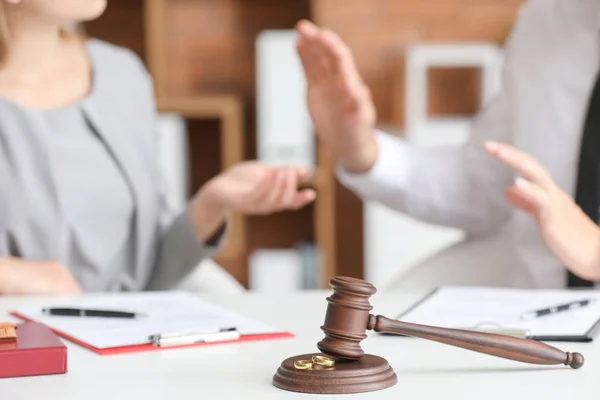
(295, 20, 377, 172)
(209, 161, 316, 215)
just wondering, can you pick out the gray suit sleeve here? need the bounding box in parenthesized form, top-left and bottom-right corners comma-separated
(147, 206, 228, 290)
(123, 53, 228, 290)
(144, 132, 229, 290)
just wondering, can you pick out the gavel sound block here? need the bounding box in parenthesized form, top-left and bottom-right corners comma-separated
(273, 276, 584, 395)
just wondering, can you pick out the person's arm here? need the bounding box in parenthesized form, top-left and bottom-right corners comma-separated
(131, 65, 315, 290)
(336, 100, 516, 236)
(0, 158, 88, 296)
(0, 257, 82, 294)
(0, 137, 81, 295)
(115, 50, 231, 291)
(144, 206, 228, 291)
(145, 160, 316, 290)
(295, 5, 534, 236)
(136, 78, 227, 290)
(334, 49, 520, 236)
(484, 141, 600, 282)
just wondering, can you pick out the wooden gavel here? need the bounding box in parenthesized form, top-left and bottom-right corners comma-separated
(316, 276, 584, 369)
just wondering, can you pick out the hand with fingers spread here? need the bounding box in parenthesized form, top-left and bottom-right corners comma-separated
(189, 162, 317, 244)
(485, 141, 600, 281)
(295, 19, 378, 173)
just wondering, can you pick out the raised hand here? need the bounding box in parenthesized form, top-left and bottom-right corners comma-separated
(295, 19, 378, 173)
(485, 141, 600, 281)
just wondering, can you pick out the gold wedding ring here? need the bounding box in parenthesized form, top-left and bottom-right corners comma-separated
(294, 360, 313, 370)
(312, 355, 335, 367)
(294, 356, 336, 370)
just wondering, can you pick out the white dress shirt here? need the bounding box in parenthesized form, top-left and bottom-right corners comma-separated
(337, 0, 600, 288)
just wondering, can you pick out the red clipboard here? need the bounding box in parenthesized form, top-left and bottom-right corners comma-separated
(11, 312, 294, 356)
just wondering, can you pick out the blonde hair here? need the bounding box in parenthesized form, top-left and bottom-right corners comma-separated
(0, 3, 9, 64)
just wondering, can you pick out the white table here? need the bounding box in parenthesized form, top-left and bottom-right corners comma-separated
(1, 290, 599, 399)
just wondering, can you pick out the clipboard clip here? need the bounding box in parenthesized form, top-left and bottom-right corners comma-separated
(149, 327, 240, 347)
(458, 321, 531, 339)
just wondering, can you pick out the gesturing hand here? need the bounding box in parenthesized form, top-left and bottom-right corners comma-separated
(190, 161, 317, 244)
(295, 19, 378, 173)
(206, 161, 316, 215)
(485, 141, 600, 281)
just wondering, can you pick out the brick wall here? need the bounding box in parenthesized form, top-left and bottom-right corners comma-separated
(317, 0, 523, 125)
(86, 0, 523, 132)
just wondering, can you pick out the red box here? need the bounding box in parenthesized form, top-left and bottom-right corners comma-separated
(0, 322, 67, 379)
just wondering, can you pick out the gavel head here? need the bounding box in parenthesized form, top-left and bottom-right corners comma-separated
(317, 276, 377, 361)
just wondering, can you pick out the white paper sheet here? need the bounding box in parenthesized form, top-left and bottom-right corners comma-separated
(398, 286, 600, 337)
(13, 292, 284, 349)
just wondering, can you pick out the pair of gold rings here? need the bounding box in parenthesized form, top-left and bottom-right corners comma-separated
(294, 355, 336, 370)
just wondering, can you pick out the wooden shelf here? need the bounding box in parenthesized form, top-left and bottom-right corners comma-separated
(156, 95, 241, 119)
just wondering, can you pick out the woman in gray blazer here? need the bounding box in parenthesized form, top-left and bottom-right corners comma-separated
(0, 0, 316, 294)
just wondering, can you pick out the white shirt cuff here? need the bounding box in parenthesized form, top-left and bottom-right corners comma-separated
(335, 129, 412, 198)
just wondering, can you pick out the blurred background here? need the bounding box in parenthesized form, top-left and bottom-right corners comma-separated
(83, 0, 522, 293)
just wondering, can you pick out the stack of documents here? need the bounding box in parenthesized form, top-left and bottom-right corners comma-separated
(396, 286, 600, 341)
(11, 291, 293, 355)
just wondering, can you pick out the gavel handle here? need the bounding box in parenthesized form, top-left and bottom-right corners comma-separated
(368, 315, 584, 369)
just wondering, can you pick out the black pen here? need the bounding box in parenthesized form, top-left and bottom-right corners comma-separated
(42, 308, 144, 319)
(520, 299, 596, 320)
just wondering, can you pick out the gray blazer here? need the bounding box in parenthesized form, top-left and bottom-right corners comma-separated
(0, 39, 223, 292)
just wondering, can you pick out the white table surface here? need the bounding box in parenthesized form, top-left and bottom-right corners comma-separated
(1, 290, 599, 399)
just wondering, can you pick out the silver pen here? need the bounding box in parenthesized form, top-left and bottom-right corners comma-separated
(150, 327, 239, 347)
